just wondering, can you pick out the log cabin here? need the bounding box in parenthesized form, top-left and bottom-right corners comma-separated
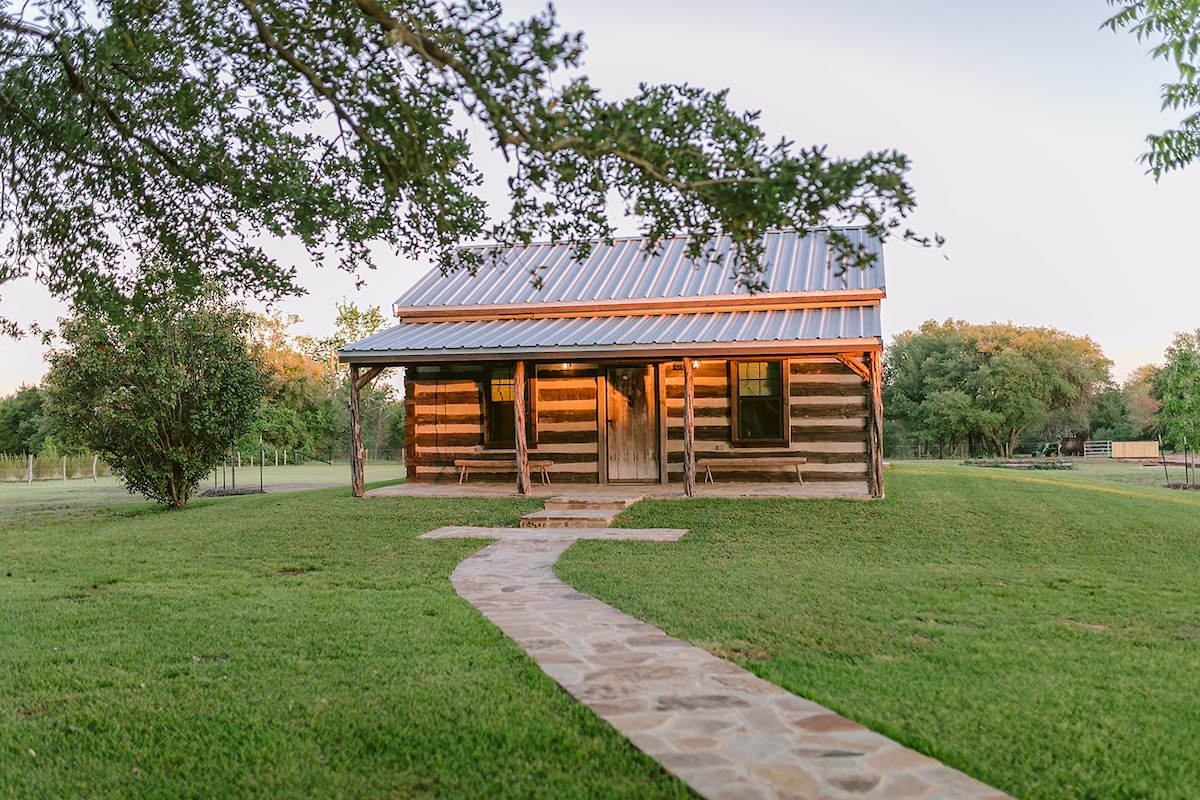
(339, 228, 886, 498)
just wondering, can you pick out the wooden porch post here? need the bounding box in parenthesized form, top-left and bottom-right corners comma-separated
(514, 360, 531, 496)
(349, 364, 386, 498)
(683, 357, 696, 498)
(868, 350, 885, 499)
(350, 365, 365, 498)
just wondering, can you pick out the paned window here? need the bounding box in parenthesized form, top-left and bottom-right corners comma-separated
(483, 366, 536, 447)
(732, 361, 788, 443)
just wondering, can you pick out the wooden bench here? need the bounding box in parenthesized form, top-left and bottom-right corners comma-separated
(696, 457, 806, 484)
(454, 459, 554, 485)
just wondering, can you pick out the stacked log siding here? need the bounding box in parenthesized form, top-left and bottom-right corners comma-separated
(406, 357, 870, 492)
(407, 363, 603, 484)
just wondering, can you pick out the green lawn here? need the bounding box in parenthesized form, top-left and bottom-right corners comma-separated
(0, 484, 690, 799)
(3, 462, 1199, 798)
(559, 461, 1200, 799)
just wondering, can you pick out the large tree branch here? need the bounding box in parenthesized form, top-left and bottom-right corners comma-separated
(236, 0, 403, 189)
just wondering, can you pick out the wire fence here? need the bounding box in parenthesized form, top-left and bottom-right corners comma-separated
(223, 448, 406, 467)
(2, 448, 406, 485)
(0, 453, 113, 483)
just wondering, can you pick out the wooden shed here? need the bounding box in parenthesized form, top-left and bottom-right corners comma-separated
(340, 228, 887, 498)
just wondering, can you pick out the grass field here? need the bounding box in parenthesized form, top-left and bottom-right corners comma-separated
(0, 462, 407, 516)
(561, 461, 1200, 799)
(2, 460, 1199, 798)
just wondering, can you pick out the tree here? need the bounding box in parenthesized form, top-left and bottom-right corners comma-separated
(0, 1, 927, 335)
(0, 384, 50, 454)
(1088, 382, 1135, 441)
(885, 320, 1113, 457)
(1105, 1, 1200, 175)
(296, 298, 390, 371)
(1156, 329, 1200, 449)
(1124, 363, 1163, 438)
(248, 304, 403, 456)
(43, 294, 268, 508)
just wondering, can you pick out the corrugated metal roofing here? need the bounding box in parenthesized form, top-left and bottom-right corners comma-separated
(395, 227, 883, 309)
(341, 306, 880, 359)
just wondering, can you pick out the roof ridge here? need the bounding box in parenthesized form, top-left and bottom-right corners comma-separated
(454, 225, 872, 251)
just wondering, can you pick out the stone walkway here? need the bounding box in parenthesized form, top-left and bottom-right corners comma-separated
(421, 524, 1012, 800)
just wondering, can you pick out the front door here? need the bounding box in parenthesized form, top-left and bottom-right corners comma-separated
(606, 365, 659, 482)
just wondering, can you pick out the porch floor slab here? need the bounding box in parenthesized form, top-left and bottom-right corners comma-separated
(419, 525, 1010, 800)
(366, 481, 870, 500)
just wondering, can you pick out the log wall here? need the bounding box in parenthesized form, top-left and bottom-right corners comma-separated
(405, 363, 601, 484)
(663, 358, 869, 488)
(404, 357, 871, 491)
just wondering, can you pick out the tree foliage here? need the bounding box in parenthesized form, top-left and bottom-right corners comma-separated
(1106, 0, 1200, 175)
(0, 0, 926, 334)
(250, 305, 402, 456)
(43, 295, 268, 508)
(1156, 329, 1200, 448)
(1123, 362, 1163, 438)
(885, 320, 1113, 456)
(0, 384, 50, 454)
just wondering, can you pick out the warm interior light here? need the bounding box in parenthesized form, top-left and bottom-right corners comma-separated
(691, 360, 701, 369)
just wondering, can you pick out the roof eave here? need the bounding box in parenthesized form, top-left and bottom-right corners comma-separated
(339, 337, 883, 366)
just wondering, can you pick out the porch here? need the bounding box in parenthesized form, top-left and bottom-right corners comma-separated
(364, 479, 871, 500)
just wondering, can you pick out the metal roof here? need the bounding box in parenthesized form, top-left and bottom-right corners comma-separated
(395, 227, 883, 309)
(341, 306, 880, 362)
(340, 229, 887, 363)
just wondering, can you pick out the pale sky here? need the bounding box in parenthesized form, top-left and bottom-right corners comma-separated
(2, 0, 1197, 394)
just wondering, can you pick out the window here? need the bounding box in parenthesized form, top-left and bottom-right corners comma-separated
(483, 365, 536, 447)
(731, 360, 789, 444)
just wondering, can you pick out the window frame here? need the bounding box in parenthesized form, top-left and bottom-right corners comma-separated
(482, 364, 538, 449)
(729, 359, 790, 446)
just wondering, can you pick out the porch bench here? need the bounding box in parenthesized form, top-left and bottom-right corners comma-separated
(696, 457, 806, 484)
(454, 458, 553, 485)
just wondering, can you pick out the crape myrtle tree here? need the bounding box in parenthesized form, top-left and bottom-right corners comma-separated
(1106, 1, 1200, 175)
(43, 291, 268, 509)
(0, 0, 928, 335)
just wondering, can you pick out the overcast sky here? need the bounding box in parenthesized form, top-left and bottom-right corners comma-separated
(2, 0, 1198, 395)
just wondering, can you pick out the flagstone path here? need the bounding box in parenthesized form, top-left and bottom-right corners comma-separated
(421, 523, 1012, 800)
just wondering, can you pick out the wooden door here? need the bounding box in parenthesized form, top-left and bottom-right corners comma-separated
(606, 365, 659, 482)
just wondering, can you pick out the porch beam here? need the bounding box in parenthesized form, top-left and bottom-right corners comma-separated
(683, 357, 697, 498)
(354, 365, 386, 392)
(514, 360, 531, 496)
(835, 353, 872, 382)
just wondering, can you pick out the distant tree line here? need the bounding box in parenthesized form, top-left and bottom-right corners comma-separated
(883, 320, 1194, 459)
(1, 298, 404, 502)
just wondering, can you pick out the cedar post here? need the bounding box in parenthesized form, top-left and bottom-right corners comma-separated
(349, 364, 387, 498)
(683, 358, 697, 498)
(868, 350, 885, 498)
(350, 364, 365, 498)
(514, 361, 531, 496)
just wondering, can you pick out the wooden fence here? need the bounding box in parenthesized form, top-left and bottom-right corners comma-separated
(1111, 441, 1160, 459)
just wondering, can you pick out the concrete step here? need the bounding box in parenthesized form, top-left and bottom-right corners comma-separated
(519, 509, 620, 529)
(543, 495, 643, 511)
